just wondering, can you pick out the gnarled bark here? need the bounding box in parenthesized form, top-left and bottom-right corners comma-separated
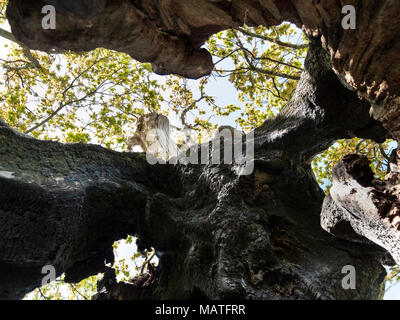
(1, 0, 400, 300)
(0, 117, 182, 299)
(7, 0, 400, 141)
(0, 37, 392, 299)
(7, 0, 400, 102)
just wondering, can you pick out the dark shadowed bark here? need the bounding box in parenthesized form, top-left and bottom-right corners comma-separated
(1, 0, 400, 300)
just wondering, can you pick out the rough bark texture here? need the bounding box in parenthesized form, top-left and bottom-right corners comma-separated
(322, 154, 400, 264)
(7, 0, 400, 139)
(7, 0, 400, 100)
(1, 0, 400, 300)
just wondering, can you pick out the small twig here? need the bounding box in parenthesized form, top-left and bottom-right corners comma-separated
(140, 251, 156, 275)
(378, 144, 391, 161)
(235, 27, 309, 50)
(69, 283, 88, 300)
(38, 288, 50, 300)
(355, 139, 365, 153)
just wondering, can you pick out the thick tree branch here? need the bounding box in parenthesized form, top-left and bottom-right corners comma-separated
(0, 119, 181, 299)
(1, 0, 399, 301)
(0, 40, 390, 300)
(6, 0, 400, 103)
(253, 40, 387, 160)
(323, 154, 400, 264)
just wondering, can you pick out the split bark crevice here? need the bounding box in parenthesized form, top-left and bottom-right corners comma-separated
(1, 0, 400, 300)
(323, 153, 400, 265)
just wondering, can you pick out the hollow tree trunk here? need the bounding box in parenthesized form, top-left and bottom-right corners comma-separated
(2, 0, 400, 300)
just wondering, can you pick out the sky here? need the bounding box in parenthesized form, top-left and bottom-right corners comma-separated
(1, 17, 399, 300)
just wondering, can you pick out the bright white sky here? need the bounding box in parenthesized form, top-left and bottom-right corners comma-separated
(1, 17, 399, 300)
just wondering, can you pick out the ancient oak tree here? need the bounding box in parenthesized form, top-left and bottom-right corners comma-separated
(1, 0, 400, 299)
